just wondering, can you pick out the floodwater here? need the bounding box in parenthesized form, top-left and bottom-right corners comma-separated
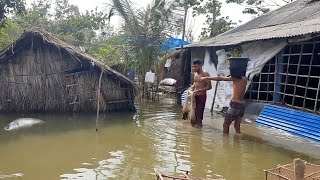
(0, 97, 320, 180)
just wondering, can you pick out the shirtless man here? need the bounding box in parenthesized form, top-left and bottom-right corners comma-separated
(201, 75, 247, 134)
(189, 59, 212, 127)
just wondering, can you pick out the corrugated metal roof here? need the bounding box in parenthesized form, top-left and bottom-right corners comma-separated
(256, 104, 320, 142)
(188, 0, 320, 47)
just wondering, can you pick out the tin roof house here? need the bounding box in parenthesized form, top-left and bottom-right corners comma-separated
(184, 0, 320, 141)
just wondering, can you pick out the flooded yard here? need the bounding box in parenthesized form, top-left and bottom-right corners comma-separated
(0, 97, 320, 180)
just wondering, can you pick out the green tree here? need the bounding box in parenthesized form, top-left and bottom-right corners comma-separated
(0, 0, 25, 21)
(14, 0, 52, 29)
(31, 0, 52, 18)
(53, 9, 107, 47)
(54, 0, 80, 19)
(88, 33, 125, 66)
(192, 0, 235, 39)
(0, 20, 21, 48)
(0, 0, 125, 71)
(110, 0, 179, 97)
(13, 0, 109, 48)
(226, 0, 294, 15)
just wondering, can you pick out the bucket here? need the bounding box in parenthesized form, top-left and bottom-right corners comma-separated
(228, 57, 249, 78)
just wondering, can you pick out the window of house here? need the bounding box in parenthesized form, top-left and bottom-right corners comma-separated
(246, 37, 320, 113)
(245, 57, 276, 103)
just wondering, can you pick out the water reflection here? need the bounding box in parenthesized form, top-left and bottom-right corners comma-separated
(0, 97, 319, 180)
(60, 150, 125, 180)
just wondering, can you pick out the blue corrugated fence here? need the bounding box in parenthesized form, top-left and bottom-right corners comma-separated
(256, 104, 320, 142)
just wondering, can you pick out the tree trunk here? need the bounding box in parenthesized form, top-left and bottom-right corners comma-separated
(137, 74, 147, 100)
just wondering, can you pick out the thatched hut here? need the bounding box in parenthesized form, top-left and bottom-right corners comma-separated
(155, 49, 191, 91)
(0, 29, 138, 112)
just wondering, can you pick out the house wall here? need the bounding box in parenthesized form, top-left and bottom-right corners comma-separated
(190, 47, 206, 84)
(0, 39, 135, 112)
(206, 39, 287, 111)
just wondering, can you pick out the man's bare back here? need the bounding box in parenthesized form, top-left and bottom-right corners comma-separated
(230, 76, 247, 102)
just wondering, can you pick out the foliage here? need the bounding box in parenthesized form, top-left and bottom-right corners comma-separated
(110, 0, 180, 96)
(191, 0, 235, 39)
(0, 0, 120, 67)
(0, 0, 25, 22)
(226, 0, 295, 15)
(14, 0, 52, 29)
(0, 20, 21, 49)
(0, 0, 248, 97)
(88, 34, 125, 66)
(4, 0, 109, 46)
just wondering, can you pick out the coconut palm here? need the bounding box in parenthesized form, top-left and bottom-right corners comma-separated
(110, 0, 182, 97)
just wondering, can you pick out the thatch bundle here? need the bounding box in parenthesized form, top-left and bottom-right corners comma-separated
(0, 28, 138, 112)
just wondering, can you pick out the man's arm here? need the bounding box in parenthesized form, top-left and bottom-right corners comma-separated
(188, 72, 197, 92)
(201, 76, 233, 81)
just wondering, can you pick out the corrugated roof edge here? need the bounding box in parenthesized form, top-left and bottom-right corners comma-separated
(186, 0, 320, 48)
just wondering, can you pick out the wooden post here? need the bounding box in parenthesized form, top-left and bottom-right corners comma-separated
(96, 70, 103, 132)
(294, 158, 305, 180)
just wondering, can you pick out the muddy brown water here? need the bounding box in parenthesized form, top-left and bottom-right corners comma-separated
(0, 97, 319, 180)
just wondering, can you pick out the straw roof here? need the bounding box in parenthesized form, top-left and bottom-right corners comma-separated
(0, 28, 138, 90)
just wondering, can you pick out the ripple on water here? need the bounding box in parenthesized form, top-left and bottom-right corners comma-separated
(2, 97, 320, 180)
(60, 150, 126, 180)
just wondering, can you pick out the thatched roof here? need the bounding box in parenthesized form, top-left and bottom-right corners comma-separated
(0, 28, 138, 89)
(188, 0, 320, 47)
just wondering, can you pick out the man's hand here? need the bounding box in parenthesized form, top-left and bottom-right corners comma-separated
(188, 87, 195, 95)
(193, 89, 200, 95)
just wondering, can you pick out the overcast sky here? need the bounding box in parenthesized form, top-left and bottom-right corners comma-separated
(25, 0, 286, 41)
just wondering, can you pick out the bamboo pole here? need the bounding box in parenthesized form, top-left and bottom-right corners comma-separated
(96, 70, 104, 132)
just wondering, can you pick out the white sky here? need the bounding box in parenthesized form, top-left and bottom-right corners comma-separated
(25, 0, 286, 42)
